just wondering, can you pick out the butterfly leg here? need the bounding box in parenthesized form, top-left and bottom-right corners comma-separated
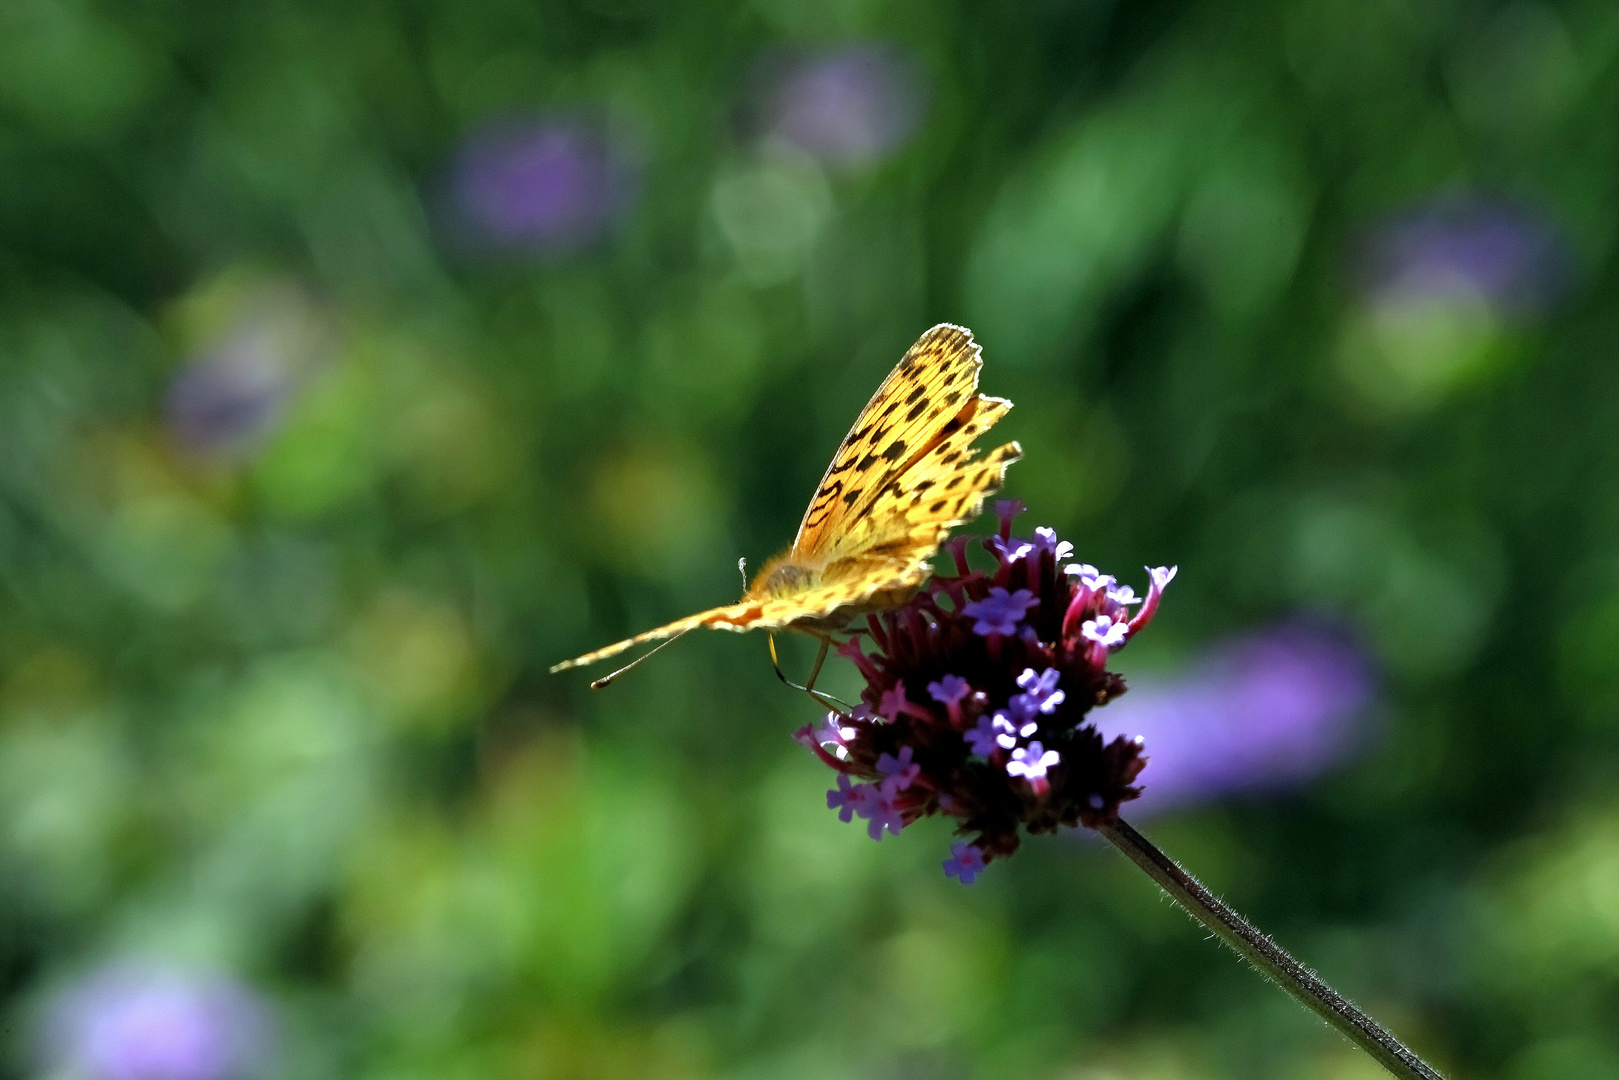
(769, 632, 852, 714)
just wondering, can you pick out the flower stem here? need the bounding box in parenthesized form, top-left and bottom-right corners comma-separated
(1096, 817, 1446, 1080)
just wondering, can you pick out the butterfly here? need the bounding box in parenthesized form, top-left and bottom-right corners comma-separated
(550, 323, 1021, 693)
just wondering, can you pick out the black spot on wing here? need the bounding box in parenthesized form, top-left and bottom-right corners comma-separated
(882, 439, 907, 461)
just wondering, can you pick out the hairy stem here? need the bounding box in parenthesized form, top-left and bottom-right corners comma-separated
(1097, 817, 1446, 1080)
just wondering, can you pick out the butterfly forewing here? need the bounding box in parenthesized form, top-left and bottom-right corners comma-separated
(548, 594, 827, 672)
(792, 324, 986, 557)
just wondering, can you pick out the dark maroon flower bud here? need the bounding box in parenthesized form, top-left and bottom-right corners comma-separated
(793, 500, 1176, 882)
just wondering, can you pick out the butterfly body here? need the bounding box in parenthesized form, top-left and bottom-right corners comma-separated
(551, 323, 1020, 675)
(743, 552, 923, 633)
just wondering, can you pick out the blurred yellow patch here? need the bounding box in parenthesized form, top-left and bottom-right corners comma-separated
(0, 703, 130, 910)
(747, 757, 888, 949)
(502, 1015, 710, 1080)
(710, 145, 833, 286)
(163, 270, 329, 377)
(874, 900, 1007, 1048)
(1477, 804, 1619, 979)
(346, 591, 482, 731)
(252, 355, 382, 518)
(63, 428, 235, 610)
(2, 644, 101, 718)
(386, 375, 516, 517)
(586, 440, 724, 577)
(344, 732, 697, 1019)
(1055, 1037, 1209, 1080)
(1335, 294, 1520, 416)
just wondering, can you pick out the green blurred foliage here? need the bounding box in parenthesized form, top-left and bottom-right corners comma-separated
(2, 0, 1619, 1077)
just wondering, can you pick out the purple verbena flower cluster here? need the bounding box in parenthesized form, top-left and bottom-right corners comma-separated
(794, 500, 1175, 884)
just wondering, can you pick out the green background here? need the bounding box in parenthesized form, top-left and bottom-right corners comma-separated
(2, 1, 1617, 1077)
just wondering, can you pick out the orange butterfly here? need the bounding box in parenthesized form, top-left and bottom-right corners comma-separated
(551, 323, 1021, 696)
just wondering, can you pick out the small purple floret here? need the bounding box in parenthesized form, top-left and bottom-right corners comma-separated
(965, 713, 1011, 756)
(1108, 584, 1141, 606)
(1030, 526, 1073, 561)
(989, 535, 1035, 562)
(1007, 741, 1061, 781)
(1014, 667, 1066, 715)
(993, 710, 1026, 749)
(827, 774, 861, 822)
(962, 587, 1037, 636)
(877, 681, 910, 720)
(942, 841, 987, 885)
(1065, 563, 1115, 592)
(866, 790, 906, 840)
(811, 712, 853, 747)
(876, 745, 921, 794)
(1082, 615, 1130, 649)
(928, 675, 972, 707)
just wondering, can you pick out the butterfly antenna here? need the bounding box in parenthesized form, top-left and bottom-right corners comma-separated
(769, 633, 853, 713)
(738, 556, 749, 592)
(589, 628, 692, 690)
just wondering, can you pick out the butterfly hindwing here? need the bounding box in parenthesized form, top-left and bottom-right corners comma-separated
(820, 430, 1023, 576)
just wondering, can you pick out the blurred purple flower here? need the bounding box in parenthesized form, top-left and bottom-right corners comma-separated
(1360, 197, 1568, 315)
(43, 963, 272, 1080)
(1091, 620, 1376, 816)
(165, 287, 327, 458)
(448, 116, 635, 254)
(760, 44, 925, 167)
(166, 327, 291, 456)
